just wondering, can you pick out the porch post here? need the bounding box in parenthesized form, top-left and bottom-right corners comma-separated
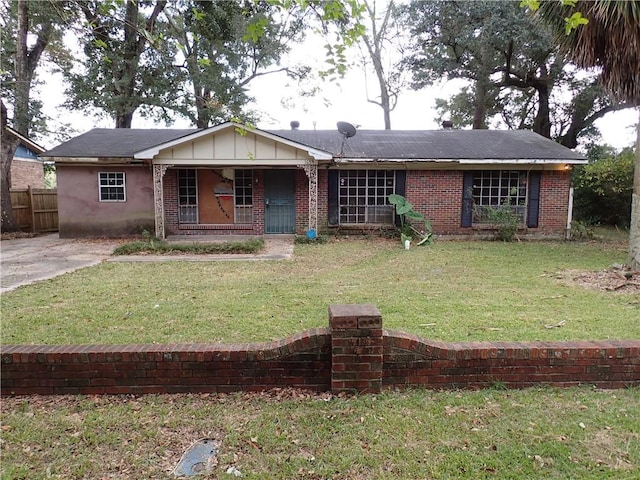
(152, 164, 172, 239)
(298, 160, 318, 232)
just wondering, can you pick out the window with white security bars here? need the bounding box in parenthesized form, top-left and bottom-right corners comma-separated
(234, 170, 253, 223)
(338, 170, 395, 224)
(472, 170, 527, 223)
(177, 169, 198, 223)
(98, 172, 126, 202)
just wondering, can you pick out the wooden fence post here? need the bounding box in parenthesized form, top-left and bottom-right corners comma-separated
(28, 186, 35, 233)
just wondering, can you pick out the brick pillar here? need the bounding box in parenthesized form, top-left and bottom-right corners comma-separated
(329, 304, 383, 394)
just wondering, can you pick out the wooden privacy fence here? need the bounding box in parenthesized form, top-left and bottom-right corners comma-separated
(10, 187, 58, 233)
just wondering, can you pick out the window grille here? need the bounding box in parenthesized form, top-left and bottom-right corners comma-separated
(472, 171, 527, 223)
(234, 170, 253, 223)
(338, 170, 395, 224)
(178, 169, 198, 223)
(98, 172, 126, 202)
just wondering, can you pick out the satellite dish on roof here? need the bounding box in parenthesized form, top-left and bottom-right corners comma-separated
(337, 121, 357, 138)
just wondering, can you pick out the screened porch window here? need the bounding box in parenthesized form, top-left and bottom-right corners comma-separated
(338, 170, 395, 224)
(234, 170, 253, 223)
(178, 169, 198, 223)
(472, 170, 527, 223)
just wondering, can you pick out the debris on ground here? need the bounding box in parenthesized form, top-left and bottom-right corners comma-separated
(544, 320, 566, 329)
(225, 465, 242, 477)
(0, 231, 37, 240)
(553, 265, 640, 293)
(172, 438, 218, 477)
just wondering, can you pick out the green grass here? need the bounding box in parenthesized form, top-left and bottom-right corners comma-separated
(1, 387, 638, 479)
(2, 237, 638, 479)
(1, 238, 638, 345)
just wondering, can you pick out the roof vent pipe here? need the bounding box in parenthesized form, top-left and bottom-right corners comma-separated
(442, 120, 454, 129)
(290, 121, 300, 130)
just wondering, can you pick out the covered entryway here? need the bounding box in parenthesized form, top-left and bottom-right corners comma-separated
(142, 122, 329, 238)
(264, 170, 295, 233)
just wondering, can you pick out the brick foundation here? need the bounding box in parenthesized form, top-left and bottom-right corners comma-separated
(2, 305, 637, 396)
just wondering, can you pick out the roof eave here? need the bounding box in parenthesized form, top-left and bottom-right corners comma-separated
(334, 158, 587, 164)
(7, 126, 46, 153)
(43, 156, 142, 164)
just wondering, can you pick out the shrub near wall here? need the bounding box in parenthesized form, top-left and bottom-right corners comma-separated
(1, 305, 638, 396)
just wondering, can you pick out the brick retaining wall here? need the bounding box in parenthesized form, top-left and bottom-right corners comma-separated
(2, 305, 638, 396)
(384, 330, 639, 390)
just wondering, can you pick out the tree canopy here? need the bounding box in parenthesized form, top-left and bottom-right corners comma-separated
(401, 0, 633, 148)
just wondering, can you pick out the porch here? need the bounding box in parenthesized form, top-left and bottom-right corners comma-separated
(153, 166, 321, 239)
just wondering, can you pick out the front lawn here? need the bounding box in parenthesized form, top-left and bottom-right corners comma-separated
(1, 238, 638, 345)
(1, 387, 638, 479)
(2, 237, 638, 480)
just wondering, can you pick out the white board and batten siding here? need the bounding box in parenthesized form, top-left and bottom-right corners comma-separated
(154, 129, 315, 166)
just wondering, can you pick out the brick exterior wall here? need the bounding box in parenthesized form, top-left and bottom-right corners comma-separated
(2, 305, 638, 396)
(317, 169, 329, 232)
(538, 170, 571, 233)
(160, 167, 570, 238)
(295, 169, 310, 233)
(407, 170, 465, 234)
(405, 169, 572, 236)
(57, 165, 154, 238)
(11, 159, 45, 189)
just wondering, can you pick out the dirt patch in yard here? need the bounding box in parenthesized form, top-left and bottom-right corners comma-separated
(554, 266, 640, 293)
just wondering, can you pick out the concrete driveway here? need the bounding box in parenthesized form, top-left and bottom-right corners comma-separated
(1, 234, 294, 294)
(0, 234, 120, 294)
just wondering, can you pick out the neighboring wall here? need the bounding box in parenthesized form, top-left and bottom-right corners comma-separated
(2, 305, 638, 396)
(57, 165, 155, 237)
(11, 158, 45, 189)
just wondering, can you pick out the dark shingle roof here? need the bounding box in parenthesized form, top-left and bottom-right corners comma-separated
(41, 126, 585, 161)
(41, 128, 198, 158)
(268, 129, 585, 160)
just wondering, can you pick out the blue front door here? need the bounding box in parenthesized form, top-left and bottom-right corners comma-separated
(264, 170, 295, 234)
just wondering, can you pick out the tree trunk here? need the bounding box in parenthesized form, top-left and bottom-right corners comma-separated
(1, 139, 19, 232)
(115, 112, 134, 129)
(1, 100, 19, 232)
(109, 0, 166, 129)
(362, 0, 394, 130)
(629, 109, 640, 270)
(2, 0, 30, 232)
(2, 0, 54, 231)
(532, 82, 551, 138)
(14, 0, 32, 133)
(472, 78, 488, 129)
